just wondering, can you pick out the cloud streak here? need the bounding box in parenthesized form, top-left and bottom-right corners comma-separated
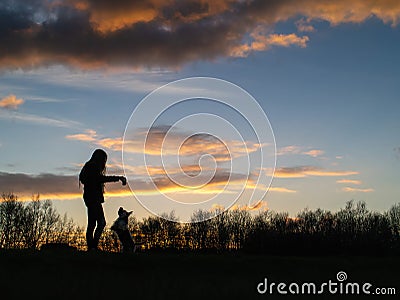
(1, 0, 399, 70)
(0, 172, 83, 201)
(337, 179, 362, 185)
(302, 149, 324, 157)
(0, 171, 175, 200)
(230, 32, 309, 57)
(0, 167, 242, 199)
(0, 109, 81, 128)
(230, 200, 268, 211)
(342, 187, 374, 193)
(274, 166, 358, 178)
(65, 129, 97, 142)
(268, 186, 296, 193)
(277, 145, 324, 157)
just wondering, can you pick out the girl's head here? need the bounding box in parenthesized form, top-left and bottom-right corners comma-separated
(90, 149, 107, 173)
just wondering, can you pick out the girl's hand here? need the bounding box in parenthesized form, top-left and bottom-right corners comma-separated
(120, 176, 127, 186)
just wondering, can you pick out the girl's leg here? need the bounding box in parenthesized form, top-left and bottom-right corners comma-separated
(86, 205, 97, 250)
(93, 204, 106, 249)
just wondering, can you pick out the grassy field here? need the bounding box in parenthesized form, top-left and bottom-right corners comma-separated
(0, 250, 398, 299)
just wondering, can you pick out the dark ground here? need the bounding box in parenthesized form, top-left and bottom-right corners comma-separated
(0, 250, 398, 300)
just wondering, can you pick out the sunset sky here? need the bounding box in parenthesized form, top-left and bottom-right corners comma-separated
(0, 0, 399, 225)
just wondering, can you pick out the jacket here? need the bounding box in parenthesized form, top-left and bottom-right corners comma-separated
(79, 161, 120, 206)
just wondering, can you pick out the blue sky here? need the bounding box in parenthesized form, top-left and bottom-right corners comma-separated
(0, 0, 399, 225)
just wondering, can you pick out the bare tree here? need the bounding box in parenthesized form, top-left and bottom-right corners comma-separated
(0, 193, 25, 249)
(0, 193, 83, 250)
(21, 195, 60, 249)
(187, 210, 213, 250)
(227, 210, 251, 249)
(210, 210, 230, 251)
(53, 213, 85, 249)
(159, 211, 181, 249)
(140, 215, 162, 249)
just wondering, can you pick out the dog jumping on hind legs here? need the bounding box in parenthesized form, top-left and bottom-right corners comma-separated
(111, 207, 137, 253)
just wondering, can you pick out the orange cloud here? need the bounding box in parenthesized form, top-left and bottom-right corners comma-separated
(231, 32, 309, 57)
(91, 7, 157, 33)
(129, 164, 206, 178)
(67, 126, 263, 161)
(302, 149, 324, 157)
(125, 127, 260, 159)
(277, 146, 324, 157)
(342, 187, 374, 193)
(277, 145, 302, 156)
(64, 126, 273, 197)
(67, 0, 400, 30)
(230, 200, 268, 211)
(267, 33, 309, 48)
(71, 0, 233, 33)
(97, 137, 123, 151)
(244, 179, 296, 193)
(0, 94, 24, 110)
(2, 0, 400, 70)
(211, 200, 268, 212)
(297, 0, 400, 26)
(268, 186, 297, 193)
(274, 166, 358, 178)
(71, 0, 158, 28)
(337, 179, 362, 185)
(65, 129, 123, 150)
(14, 193, 82, 202)
(65, 129, 97, 142)
(305, 169, 358, 177)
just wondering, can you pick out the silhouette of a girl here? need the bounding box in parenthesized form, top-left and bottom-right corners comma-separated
(79, 149, 126, 251)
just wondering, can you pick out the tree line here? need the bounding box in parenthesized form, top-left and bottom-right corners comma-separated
(0, 193, 399, 255)
(0, 194, 84, 250)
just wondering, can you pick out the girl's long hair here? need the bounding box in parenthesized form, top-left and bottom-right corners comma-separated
(79, 149, 108, 191)
(89, 148, 107, 175)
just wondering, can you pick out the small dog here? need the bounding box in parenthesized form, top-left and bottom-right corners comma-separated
(111, 207, 136, 253)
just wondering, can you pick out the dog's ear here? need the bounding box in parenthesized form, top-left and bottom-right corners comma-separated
(118, 207, 123, 216)
(128, 211, 133, 216)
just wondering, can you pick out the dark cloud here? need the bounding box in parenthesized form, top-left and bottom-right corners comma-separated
(0, 171, 129, 200)
(0, 0, 243, 69)
(0, 172, 79, 196)
(0, 167, 249, 200)
(0, 0, 399, 70)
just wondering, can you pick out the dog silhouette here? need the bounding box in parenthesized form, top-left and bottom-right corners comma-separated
(110, 207, 136, 253)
